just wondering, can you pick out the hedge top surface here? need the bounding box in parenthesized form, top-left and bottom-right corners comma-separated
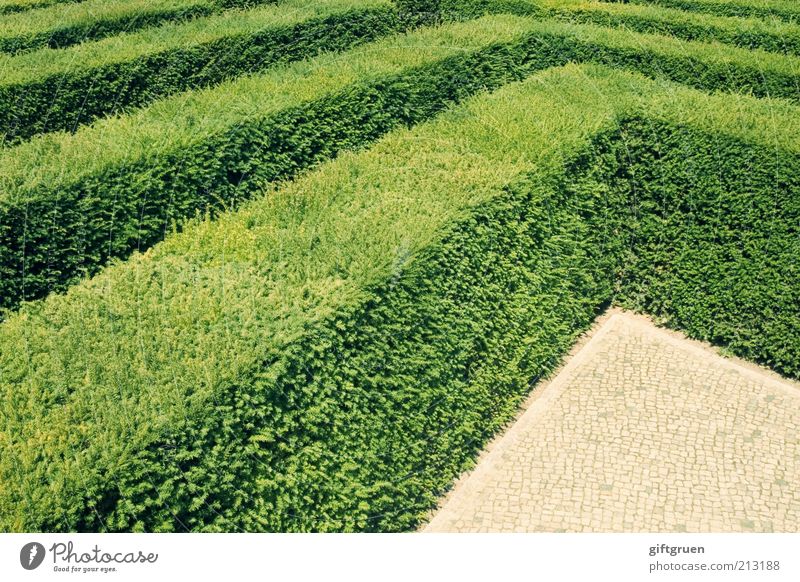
(0, 12, 543, 200)
(0, 0, 211, 42)
(0, 0, 388, 85)
(2, 62, 800, 531)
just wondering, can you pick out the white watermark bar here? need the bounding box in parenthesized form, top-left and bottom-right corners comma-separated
(1, 533, 797, 581)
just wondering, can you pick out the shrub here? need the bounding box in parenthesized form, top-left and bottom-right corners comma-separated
(0, 0, 397, 143)
(1, 64, 797, 532)
(0, 0, 283, 54)
(610, 0, 800, 24)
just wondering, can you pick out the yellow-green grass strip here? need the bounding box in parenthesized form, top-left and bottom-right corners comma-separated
(3, 13, 800, 314)
(0, 0, 398, 143)
(465, 0, 800, 56)
(1, 63, 797, 531)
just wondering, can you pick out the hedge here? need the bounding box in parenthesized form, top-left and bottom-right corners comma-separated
(0, 0, 396, 144)
(600, 119, 800, 379)
(4, 12, 800, 314)
(611, 0, 800, 24)
(0, 13, 569, 315)
(0, 0, 75, 15)
(1, 64, 797, 532)
(441, 0, 800, 55)
(541, 0, 800, 56)
(0, 0, 279, 55)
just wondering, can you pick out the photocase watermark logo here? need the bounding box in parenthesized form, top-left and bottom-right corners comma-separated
(20, 542, 46, 570)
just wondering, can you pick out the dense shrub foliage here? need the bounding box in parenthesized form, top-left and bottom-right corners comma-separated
(0, 0, 286, 55)
(0, 14, 571, 315)
(1, 0, 798, 534)
(0, 0, 397, 143)
(612, 0, 800, 24)
(0, 0, 76, 15)
(3, 12, 800, 314)
(1, 64, 798, 531)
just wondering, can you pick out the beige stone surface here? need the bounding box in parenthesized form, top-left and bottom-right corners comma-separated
(423, 310, 800, 532)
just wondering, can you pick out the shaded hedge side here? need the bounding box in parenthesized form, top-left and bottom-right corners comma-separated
(607, 119, 800, 378)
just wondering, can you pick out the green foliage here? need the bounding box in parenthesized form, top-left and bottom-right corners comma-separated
(0, 0, 76, 15)
(0, 13, 567, 314)
(604, 120, 800, 378)
(0, 64, 797, 532)
(0, 0, 395, 143)
(610, 0, 800, 24)
(3, 11, 800, 315)
(0, 0, 282, 54)
(537, 0, 800, 56)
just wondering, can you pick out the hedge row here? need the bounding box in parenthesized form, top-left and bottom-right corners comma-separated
(601, 119, 800, 379)
(0, 63, 626, 532)
(0, 0, 278, 55)
(4, 12, 800, 313)
(612, 0, 800, 24)
(0, 0, 392, 144)
(1, 64, 797, 531)
(441, 0, 800, 56)
(545, 0, 800, 56)
(0, 0, 74, 15)
(0, 13, 566, 315)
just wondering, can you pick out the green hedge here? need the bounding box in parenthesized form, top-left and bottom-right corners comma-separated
(0, 13, 564, 315)
(0, 63, 625, 532)
(1, 64, 797, 532)
(547, 0, 800, 56)
(3, 14, 799, 315)
(0, 0, 75, 15)
(0, 0, 279, 55)
(612, 0, 800, 23)
(602, 120, 800, 379)
(445, 0, 800, 55)
(0, 0, 395, 143)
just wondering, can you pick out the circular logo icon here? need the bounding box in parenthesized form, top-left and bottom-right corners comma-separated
(20, 542, 46, 570)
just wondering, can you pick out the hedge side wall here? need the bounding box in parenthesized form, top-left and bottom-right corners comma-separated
(0, 18, 567, 315)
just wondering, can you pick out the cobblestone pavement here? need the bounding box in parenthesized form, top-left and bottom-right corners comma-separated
(423, 310, 800, 532)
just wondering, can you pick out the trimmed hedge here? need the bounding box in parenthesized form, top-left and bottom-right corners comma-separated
(603, 119, 800, 379)
(0, 0, 286, 55)
(612, 0, 800, 24)
(545, 0, 800, 56)
(0, 0, 75, 15)
(1, 64, 797, 532)
(445, 0, 800, 55)
(3, 13, 800, 314)
(0, 0, 396, 144)
(0, 13, 569, 315)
